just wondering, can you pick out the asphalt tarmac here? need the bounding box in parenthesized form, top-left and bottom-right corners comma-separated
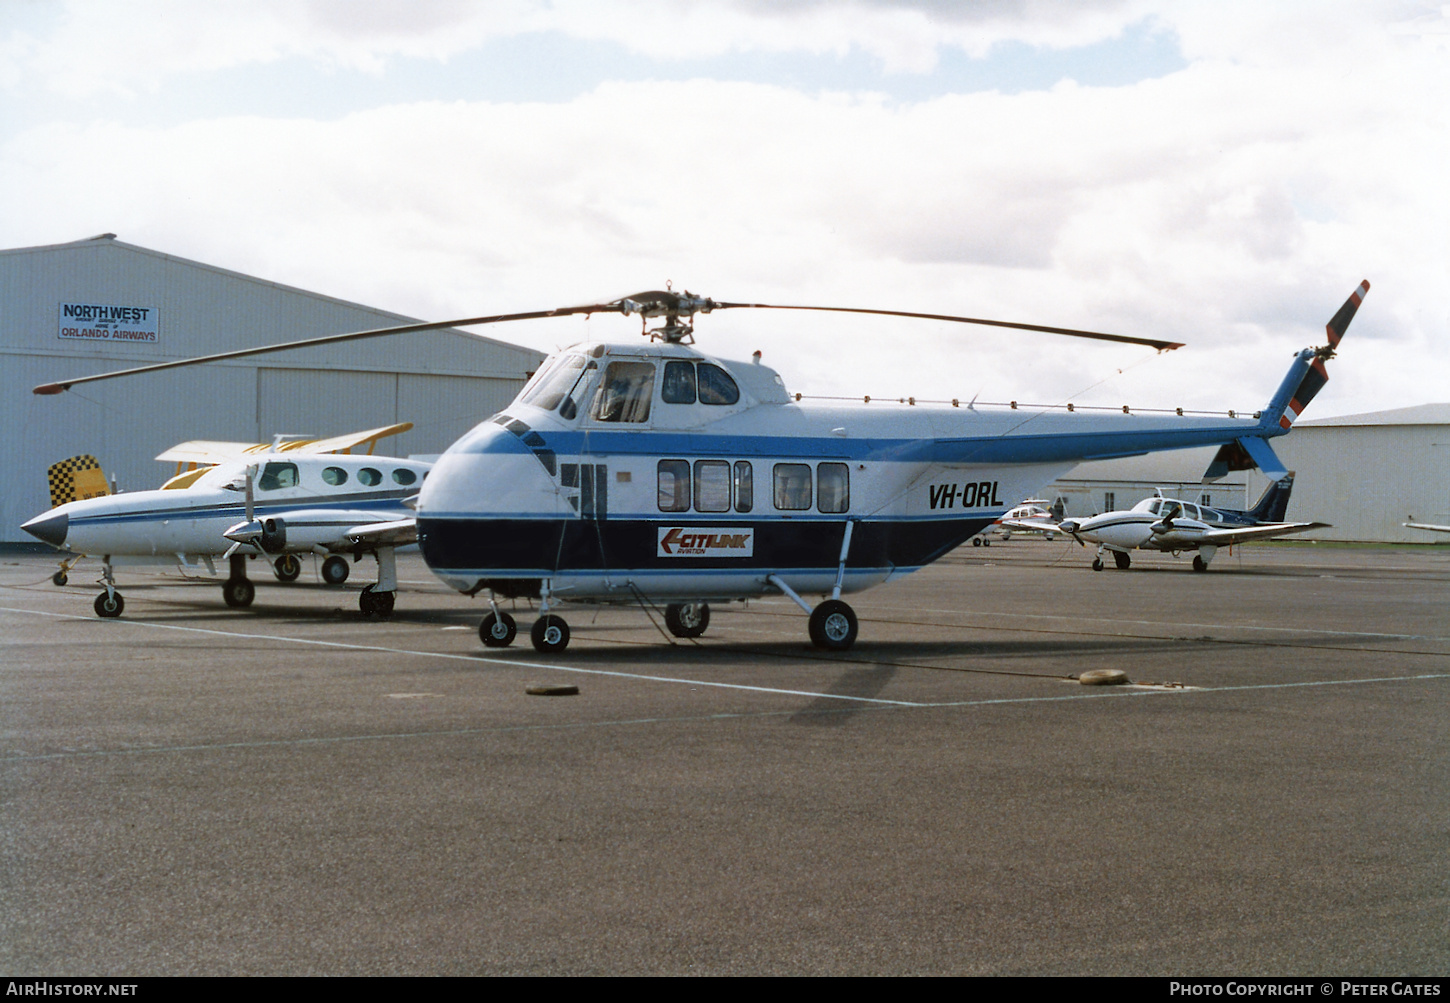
(2, 540, 1447, 976)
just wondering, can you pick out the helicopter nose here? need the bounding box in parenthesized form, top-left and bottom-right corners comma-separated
(22, 511, 68, 547)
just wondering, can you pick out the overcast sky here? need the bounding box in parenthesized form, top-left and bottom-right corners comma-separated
(3, 0, 1445, 418)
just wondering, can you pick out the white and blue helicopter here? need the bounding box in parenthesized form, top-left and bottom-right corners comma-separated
(34, 281, 1369, 651)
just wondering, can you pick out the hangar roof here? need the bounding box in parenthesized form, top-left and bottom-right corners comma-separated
(1299, 403, 1450, 427)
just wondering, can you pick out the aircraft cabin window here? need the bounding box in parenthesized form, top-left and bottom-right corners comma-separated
(662, 361, 696, 404)
(321, 466, 348, 486)
(657, 460, 690, 512)
(257, 462, 299, 491)
(734, 461, 753, 513)
(773, 463, 812, 511)
(520, 353, 586, 412)
(591, 361, 655, 423)
(358, 467, 383, 487)
(1147, 500, 1161, 515)
(817, 463, 849, 514)
(694, 460, 731, 513)
(697, 364, 740, 405)
(392, 468, 417, 486)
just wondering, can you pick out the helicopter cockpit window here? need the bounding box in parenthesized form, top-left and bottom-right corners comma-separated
(694, 460, 730, 513)
(358, 467, 383, 487)
(591, 361, 655, 423)
(661, 361, 696, 404)
(321, 466, 348, 486)
(519, 353, 588, 413)
(817, 463, 849, 513)
(257, 462, 299, 491)
(734, 461, 753, 513)
(696, 364, 740, 405)
(773, 463, 812, 511)
(657, 460, 690, 512)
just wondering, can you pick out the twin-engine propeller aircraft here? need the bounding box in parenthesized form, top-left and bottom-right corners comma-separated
(21, 424, 429, 618)
(33, 281, 1369, 650)
(978, 498, 1065, 545)
(1057, 473, 1326, 571)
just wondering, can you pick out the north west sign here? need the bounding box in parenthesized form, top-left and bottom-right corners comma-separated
(58, 302, 159, 343)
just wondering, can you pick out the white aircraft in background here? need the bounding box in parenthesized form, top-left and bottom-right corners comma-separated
(1057, 473, 1326, 571)
(975, 498, 1065, 545)
(21, 424, 428, 618)
(1404, 521, 1450, 536)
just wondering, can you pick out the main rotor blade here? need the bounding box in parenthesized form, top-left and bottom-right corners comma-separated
(32, 303, 616, 395)
(710, 302, 1183, 352)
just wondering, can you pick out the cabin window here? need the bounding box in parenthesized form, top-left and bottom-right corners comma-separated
(773, 463, 812, 511)
(734, 461, 753, 513)
(1104, 492, 1115, 513)
(694, 461, 731, 513)
(817, 463, 849, 513)
(661, 361, 697, 404)
(358, 467, 383, 487)
(697, 364, 740, 405)
(321, 466, 348, 486)
(257, 462, 299, 491)
(520, 353, 587, 412)
(657, 460, 690, 512)
(392, 468, 417, 486)
(591, 361, 655, 423)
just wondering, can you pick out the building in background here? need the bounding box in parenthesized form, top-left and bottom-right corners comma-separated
(1, 234, 545, 543)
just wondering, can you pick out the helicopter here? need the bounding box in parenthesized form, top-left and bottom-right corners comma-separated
(34, 281, 1369, 651)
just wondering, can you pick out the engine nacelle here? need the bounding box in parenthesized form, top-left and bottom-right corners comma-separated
(260, 517, 287, 553)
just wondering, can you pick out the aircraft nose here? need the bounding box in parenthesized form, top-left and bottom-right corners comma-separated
(22, 511, 68, 547)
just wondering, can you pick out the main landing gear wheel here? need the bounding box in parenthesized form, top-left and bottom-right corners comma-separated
(1113, 551, 1132, 570)
(1091, 557, 1104, 571)
(971, 537, 982, 547)
(665, 602, 710, 638)
(93, 591, 124, 617)
(480, 611, 518, 647)
(52, 571, 68, 586)
(1192, 554, 1208, 572)
(273, 554, 302, 582)
(359, 584, 395, 618)
(321, 555, 350, 585)
(809, 599, 858, 651)
(222, 578, 255, 608)
(531, 614, 570, 654)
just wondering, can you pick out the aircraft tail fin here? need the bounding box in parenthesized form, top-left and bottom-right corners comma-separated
(1246, 472, 1295, 523)
(1261, 280, 1369, 432)
(47, 455, 110, 508)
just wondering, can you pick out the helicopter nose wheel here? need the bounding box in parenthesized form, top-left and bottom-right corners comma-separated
(480, 611, 518, 647)
(665, 602, 710, 638)
(359, 584, 395, 618)
(531, 614, 571, 653)
(808, 600, 858, 651)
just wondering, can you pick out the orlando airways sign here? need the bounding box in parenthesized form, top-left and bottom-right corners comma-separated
(58, 303, 159, 343)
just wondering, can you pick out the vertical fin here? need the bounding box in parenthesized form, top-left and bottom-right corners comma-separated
(47, 455, 109, 508)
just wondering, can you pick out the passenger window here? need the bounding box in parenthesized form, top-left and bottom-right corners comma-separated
(734, 461, 753, 513)
(697, 364, 740, 405)
(321, 466, 348, 486)
(257, 462, 299, 491)
(358, 467, 382, 487)
(773, 463, 812, 511)
(591, 361, 655, 423)
(817, 463, 849, 513)
(392, 468, 417, 486)
(694, 461, 730, 513)
(657, 460, 690, 512)
(661, 361, 697, 404)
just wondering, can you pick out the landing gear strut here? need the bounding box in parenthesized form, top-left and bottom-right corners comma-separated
(359, 546, 397, 618)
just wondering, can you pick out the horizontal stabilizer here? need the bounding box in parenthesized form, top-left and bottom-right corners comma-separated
(1233, 437, 1287, 479)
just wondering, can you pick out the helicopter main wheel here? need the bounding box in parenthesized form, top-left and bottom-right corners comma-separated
(222, 578, 256, 608)
(480, 611, 517, 647)
(531, 615, 571, 653)
(1091, 557, 1104, 571)
(359, 584, 395, 618)
(321, 555, 350, 585)
(665, 602, 710, 638)
(93, 591, 124, 617)
(1192, 554, 1208, 572)
(52, 571, 68, 586)
(1113, 551, 1131, 570)
(273, 554, 302, 582)
(808, 599, 859, 651)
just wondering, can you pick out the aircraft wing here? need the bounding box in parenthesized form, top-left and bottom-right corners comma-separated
(1193, 521, 1328, 547)
(1404, 522, 1450, 534)
(346, 518, 418, 547)
(156, 423, 414, 464)
(998, 517, 1060, 534)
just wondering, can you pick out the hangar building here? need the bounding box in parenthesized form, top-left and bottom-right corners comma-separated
(1, 234, 546, 543)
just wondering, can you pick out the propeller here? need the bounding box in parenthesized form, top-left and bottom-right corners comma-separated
(221, 465, 259, 559)
(33, 289, 1181, 395)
